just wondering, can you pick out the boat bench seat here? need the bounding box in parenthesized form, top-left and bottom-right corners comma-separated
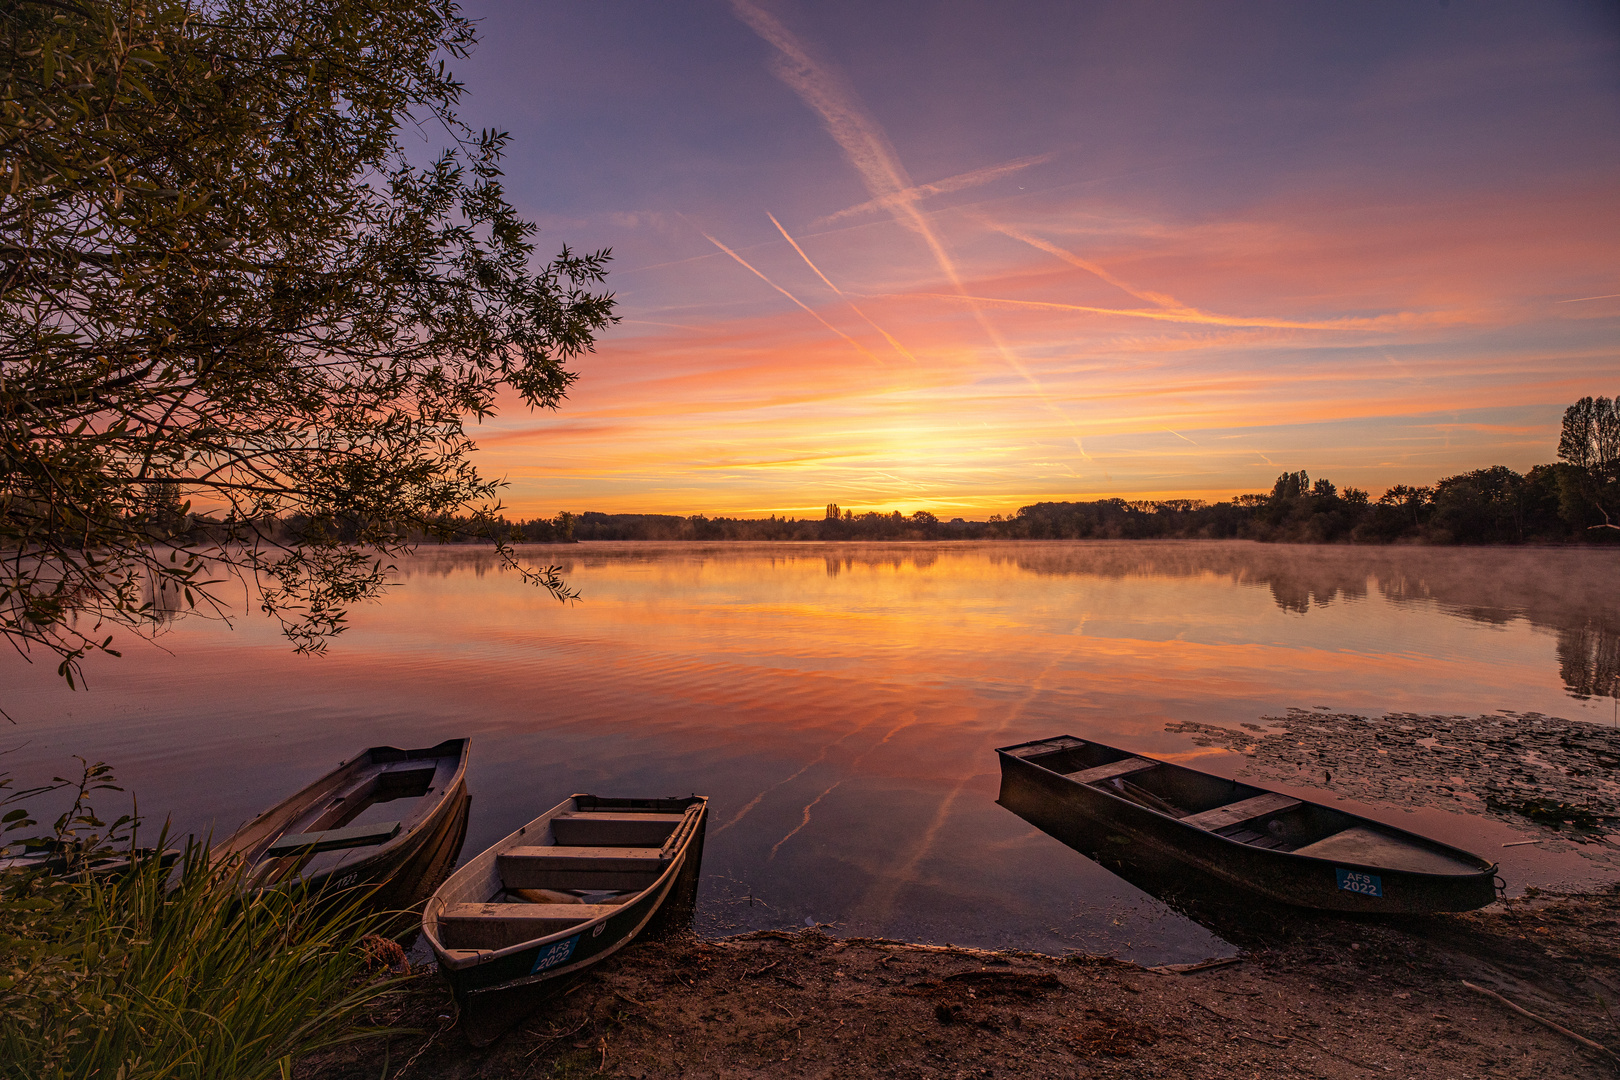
(437, 902, 618, 951)
(498, 846, 668, 891)
(265, 820, 400, 858)
(1066, 757, 1158, 784)
(1005, 737, 1086, 759)
(551, 812, 686, 848)
(1183, 793, 1301, 832)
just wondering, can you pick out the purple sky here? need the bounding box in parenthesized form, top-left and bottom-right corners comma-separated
(439, 1, 1619, 516)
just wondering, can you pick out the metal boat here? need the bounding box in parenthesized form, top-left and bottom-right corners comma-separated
(213, 738, 470, 896)
(423, 793, 707, 1045)
(998, 735, 1496, 913)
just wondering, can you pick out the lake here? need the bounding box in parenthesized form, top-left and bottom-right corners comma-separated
(3, 540, 1617, 964)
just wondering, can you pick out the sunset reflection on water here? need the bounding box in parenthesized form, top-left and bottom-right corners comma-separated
(3, 541, 1616, 962)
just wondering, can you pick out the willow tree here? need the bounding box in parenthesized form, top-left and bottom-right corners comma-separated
(1, 0, 616, 688)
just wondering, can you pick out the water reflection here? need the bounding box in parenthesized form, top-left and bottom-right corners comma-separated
(3, 540, 1617, 961)
(1558, 624, 1620, 702)
(1000, 791, 1292, 949)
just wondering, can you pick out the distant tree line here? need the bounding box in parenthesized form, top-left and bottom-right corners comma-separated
(191, 396, 1620, 548)
(457, 396, 1619, 547)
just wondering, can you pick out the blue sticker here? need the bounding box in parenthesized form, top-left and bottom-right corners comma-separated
(1336, 868, 1383, 897)
(529, 934, 581, 975)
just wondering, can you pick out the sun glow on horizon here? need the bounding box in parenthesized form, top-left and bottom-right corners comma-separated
(454, 3, 1617, 518)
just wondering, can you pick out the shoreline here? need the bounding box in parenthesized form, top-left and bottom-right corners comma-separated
(303, 884, 1620, 1079)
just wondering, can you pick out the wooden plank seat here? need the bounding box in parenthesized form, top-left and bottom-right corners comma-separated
(1066, 757, 1158, 784)
(437, 903, 619, 951)
(498, 846, 668, 891)
(550, 812, 686, 848)
(266, 820, 400, 857)
(1006, 737, 1085, 759)
(1182, 793, 1301, 832)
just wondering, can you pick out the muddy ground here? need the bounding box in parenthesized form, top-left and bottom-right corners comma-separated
(304, 883, 1620, 1080)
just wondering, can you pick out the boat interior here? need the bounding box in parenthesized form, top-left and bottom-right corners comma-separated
(431, 796, 701, 954)
(218, 739, 468, 885)
(1005, 736, 1486, 876)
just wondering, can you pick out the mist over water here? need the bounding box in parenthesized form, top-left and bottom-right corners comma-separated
(3, 541, 1615, 962)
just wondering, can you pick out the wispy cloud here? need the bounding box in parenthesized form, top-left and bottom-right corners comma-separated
(815, 153, 1055, 226)
(702, 231, 878, 361)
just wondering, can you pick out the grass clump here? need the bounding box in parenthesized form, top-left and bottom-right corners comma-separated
(0, 765, 403, 1079)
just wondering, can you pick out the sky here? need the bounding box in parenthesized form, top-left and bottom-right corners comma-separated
(444, 0, 1620, 518)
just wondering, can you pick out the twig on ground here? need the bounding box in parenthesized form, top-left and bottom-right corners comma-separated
(744, 960, 780, 977)
(1290, 1030, 1382, 1071)
(524, 1015, 591, 1057)
(1193, 1000, 1242, 1023)
(1148, 957, 1244, 974)
(1232, 1032, 1289, 1048)
(1463, 980, 1620, 1061)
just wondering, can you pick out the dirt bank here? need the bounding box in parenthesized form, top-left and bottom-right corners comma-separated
(302, 884, 1620, 1079)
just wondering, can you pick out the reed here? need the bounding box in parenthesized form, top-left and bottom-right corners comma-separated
(0, 834, 403, 1079)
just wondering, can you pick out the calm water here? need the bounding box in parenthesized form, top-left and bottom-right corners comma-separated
(4, 541, 1617, 963)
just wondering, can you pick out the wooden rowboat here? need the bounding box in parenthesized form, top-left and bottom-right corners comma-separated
(997, 735, 1497, 913)
(423, 794, 708, 1045)
(214, 738, 469, 896)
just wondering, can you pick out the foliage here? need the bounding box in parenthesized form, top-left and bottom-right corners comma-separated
(1558, 395, 1620, 530)
(550, 463, 1613, 547)
(0, 766, 398, 1079)
(1, 0, 616, 688)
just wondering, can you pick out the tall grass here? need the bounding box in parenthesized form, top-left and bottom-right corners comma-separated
(0, 833, 403, 1079)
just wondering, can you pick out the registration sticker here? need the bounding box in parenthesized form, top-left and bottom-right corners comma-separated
(529, 934, 581, 975)
(1336, 868, 1383, 897)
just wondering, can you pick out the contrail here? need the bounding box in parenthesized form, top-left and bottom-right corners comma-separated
(1556, 293, 1620, 303)
(1166, 429, 1198, 445)
(702, 232, 877, 360)
(984, 220, 1182, 309)
(815, 153, 1055, 226)
(919, 291, 1450, 331)
(767, 212, 916, 363)
(984, 221, 1391, 332)
(728, 0, 1090, 457)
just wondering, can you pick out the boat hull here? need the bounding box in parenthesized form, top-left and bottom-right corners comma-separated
(424, 794, 708, 1045)
(216, 738, 470, 901)
(998, 738, 1497, 914)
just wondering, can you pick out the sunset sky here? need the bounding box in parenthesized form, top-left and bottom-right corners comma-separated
(449, 1, 1618, 518)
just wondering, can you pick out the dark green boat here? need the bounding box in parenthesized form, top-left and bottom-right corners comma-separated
(998, 735, 1498, 914)
(214, 738, 470, 897)
(423, 793, 707, 1045)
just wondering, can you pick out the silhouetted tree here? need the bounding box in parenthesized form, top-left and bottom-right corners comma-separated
(1558, 395, 1620, 530)
(1, 0, 616, 687)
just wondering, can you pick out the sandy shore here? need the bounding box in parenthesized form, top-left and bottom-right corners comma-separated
(302, 883, 1620, 1079)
